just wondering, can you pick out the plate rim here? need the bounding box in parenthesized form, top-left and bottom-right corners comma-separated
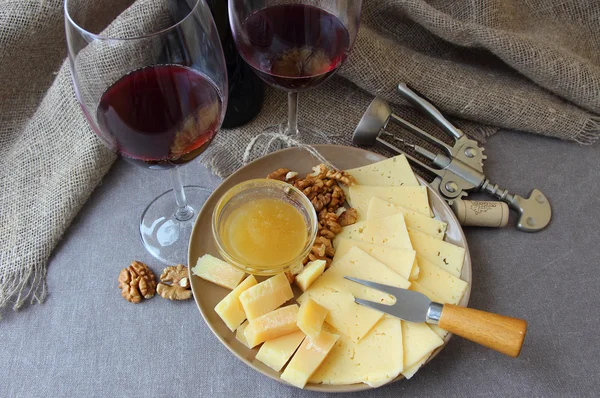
(188, 144, 472, 392)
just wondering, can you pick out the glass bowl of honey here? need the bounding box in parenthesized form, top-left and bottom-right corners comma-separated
(212, 178, 318, 275)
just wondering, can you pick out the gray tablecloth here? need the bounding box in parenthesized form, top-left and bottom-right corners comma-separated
(2, 131, 598, 397)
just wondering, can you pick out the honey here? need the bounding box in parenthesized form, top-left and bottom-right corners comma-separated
(222, 198, 307, 269)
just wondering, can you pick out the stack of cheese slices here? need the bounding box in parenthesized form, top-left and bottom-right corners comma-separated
(192, 154, 469, 389)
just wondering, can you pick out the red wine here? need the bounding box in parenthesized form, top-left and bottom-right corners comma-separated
(97, 65, 222, 169)
(236, 4, 350, 91)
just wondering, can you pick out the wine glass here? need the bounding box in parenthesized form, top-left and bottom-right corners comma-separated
(65, 0, 228, 264)
(228, 0, 362, 145)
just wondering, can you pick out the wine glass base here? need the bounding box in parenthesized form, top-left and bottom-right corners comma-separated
(139, 186, 211, 265)
(243, 123, 333, 164)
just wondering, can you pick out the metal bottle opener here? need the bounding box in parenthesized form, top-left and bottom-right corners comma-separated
(353, 83, 552, 232)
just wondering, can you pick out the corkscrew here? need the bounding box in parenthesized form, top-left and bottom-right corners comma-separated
(352, 83, 552, 232)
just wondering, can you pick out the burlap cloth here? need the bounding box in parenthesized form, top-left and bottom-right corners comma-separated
(1, 0, 598, 316)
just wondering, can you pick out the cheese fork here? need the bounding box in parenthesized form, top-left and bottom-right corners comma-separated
(345, 276, 527, 357)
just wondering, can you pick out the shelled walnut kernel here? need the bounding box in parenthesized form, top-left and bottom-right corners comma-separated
(157, 264, 193, 300)
(118, 261, 157, 304)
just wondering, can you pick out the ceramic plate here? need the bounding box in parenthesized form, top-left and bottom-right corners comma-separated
(188, 145, 472, 392)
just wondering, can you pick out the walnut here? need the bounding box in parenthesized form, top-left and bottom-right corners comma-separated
(267, 168, 290, 181)
(309, 164, 328, 179)
(326, 219, 342, 234)
(325, 169, 356, 187)
(319, 228, 336, 240)
(312, 241, 326, 257)
(328, 186, 345, 210)
(285, 171, 298, 182)
(157, 264, 193, 300)
(118, 261, 157, 303)
(338, 208, 358, 227)
(295, 178, 314, 190)
(315, 236, 335, 257)
(312, 193, 331, 211)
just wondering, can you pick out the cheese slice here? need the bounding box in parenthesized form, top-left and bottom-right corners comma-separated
(416, 256, 468, 305)
(310, 316, 403, 387)
(239, 273, 294, 320)
(280, 331, 339, 389)
(214, 275, 258, 331)
(298, 247, 410, 342)
(408, 229, 465, 278)
(297, 298, 328, 338)
(367, 197, 447, 239)
(297, 289, 382, 346)
(333, 213, 413, 251)
(409, 282, 448, 339)
(255, 331, 305, 372)
(333, 238, 415, 280)
(294, 260, 326, 292)
(401, 321, 444, 373)
(192, 254, 245, 290)
(409, 259, 420, 281)
(236, 321, 251, 348)
(244, 304, 300, 348)
(349, 185, 431, 219)
(402, 355, 428, 380)
(346, 155, 420, 187)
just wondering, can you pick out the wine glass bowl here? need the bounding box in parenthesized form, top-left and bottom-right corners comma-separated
(65, 0, 228, 264)
(228, 0, 362, 146)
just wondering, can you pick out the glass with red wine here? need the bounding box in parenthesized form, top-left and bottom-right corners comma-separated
(65, 0, 228, 264)
(229, 0, 363, 139)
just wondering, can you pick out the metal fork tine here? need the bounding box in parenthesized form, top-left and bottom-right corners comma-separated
(344, 276, 399, 296)
(354, 298, 394, 314)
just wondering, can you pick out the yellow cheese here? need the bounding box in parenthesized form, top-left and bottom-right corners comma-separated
(255, 331, 305, 372)
(236, 321, 251, 348)
(214, 275, 258, 331)
(239, 273, 294, 320)
(409, 282, 448, 339)
(416, 256, 468, 305)
(409, 259, 420, 281)
(294, 260, 326, 292)
(280, 331, 339, 388)
(297, 298, 328, 338)
(192, 254, 245, 290)
(244, 304, 300, 348)
(401, 321, 444, 375)
(333, 238, 415, 280)
(298, 247, 410, 342)
(402, 355, 428, 380)
(349, 185, 431, 219)
(298, 289, 382, 345)
(367, 197, 447, 239)
(310, 316, 403, 387)
(408, 229, 465, 278)
(345, 154, 420, 187)
(333, 213, 413, 251)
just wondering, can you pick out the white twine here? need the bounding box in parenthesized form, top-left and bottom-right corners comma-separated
(242, 124, 339, 170)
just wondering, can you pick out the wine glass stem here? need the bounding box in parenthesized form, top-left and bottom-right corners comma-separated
(170, 168, 194, 221)
(287, 91, 299, 135)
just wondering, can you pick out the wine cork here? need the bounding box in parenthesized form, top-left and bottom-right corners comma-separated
(451, 200, 509, 228)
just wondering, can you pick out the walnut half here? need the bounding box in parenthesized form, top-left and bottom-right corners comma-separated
(157, 264, 193, 300)
(118, 261, 157, 304)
